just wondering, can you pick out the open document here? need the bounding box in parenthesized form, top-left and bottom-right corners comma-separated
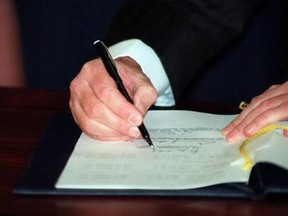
(56, 110, 288, 190)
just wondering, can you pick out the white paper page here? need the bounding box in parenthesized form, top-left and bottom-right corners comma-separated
(243, 128, 288, 170)
(56, 110, 251, 190)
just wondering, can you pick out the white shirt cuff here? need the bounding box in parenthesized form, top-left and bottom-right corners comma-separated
(108, 39, 175, 106)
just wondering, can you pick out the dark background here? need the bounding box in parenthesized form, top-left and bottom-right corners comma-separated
(15, 0, 123, 89)
(15, 0, 288, 104)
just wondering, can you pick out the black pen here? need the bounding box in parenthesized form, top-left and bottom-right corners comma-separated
(93, 40, 154, 150)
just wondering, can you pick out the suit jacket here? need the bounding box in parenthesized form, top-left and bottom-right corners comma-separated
(105, 0, 288, 103)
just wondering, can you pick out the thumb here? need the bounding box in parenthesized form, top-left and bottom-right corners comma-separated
(133, 84, 157, 115)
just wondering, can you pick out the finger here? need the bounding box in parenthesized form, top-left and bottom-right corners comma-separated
(86, 133, 133, 141)
(91, 82, 143, 125)
(72, 97, 141, 139)
(70, 75, 141, 139)
(116, 57, 157, 115)
(224, 100, 280, 143)
(222, 84, 288, 136)
(86, 60, 144, 126)
(78, 86, 142, 138)
(133, 83, 157, 115)
(225, 95, 288, 143)
(222, 104, 254, 136)
(81, 115, 136, 141)
(284, 129, 288, 137)
(242, 99, 288, 136)
(70, 92, 121, 137)
(222, 96, 267, 136)
(267, 84, 280, 90)
(242, 97, 288, 136)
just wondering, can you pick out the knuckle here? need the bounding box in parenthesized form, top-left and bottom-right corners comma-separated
(251, 95, 264, 105)
(82, 61, 94, 74)
(259, 99, 275, 110)
(230, 119, 240, 128)
(255, 113, 270, 125)
(85, 102, 103, 119)
(81, 120, 95, 135)
(147, 85, 158, 98)
(139, 84, 157, 101)
(282, 81, 288, 89)
(70, 75, 85, 97)
(69, 77, 79, 93)
(233, 125, 243, 135)
(230, 114, 244, 127)
(280, 102, 288, 113)
(230, 116, 249, 132)
(117, 121, 130, 135)
(270, 84, 278, 89)
(81, 60, 101, 79)
(95, 85, 115, 103)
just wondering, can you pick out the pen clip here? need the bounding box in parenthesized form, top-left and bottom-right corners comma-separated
(94, 40, 120, 79)
(93, 40, 133, 103)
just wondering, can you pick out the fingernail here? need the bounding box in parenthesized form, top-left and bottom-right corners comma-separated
(129, 126, 141, 138)
(222, 124, 233, 136)
(226, 130, 240, 143)
(128, 113, 142, 126)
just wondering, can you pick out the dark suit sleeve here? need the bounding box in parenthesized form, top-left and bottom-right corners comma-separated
(105, 0, 264, 102)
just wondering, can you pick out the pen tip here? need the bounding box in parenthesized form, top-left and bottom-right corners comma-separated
(145, 136, 155, 150)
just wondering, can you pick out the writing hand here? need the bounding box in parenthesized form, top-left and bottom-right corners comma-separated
(222, 81, 288, 143)
(69, 57, 157, 141)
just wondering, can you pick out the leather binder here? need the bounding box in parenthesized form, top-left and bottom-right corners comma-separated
(13, 112, 288, 199)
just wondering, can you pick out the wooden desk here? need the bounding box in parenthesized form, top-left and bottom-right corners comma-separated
(0, 87, 287, 216)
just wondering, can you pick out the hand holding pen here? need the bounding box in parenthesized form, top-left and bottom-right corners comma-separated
(69, 41, 157, 144)
(94, 40, 155, 149)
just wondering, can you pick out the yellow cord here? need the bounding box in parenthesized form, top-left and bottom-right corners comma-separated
(239, 124, 288, 170)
